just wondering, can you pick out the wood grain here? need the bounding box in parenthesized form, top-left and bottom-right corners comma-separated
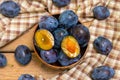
(0, 26, 36, 52)
(0, 53, 64, 80)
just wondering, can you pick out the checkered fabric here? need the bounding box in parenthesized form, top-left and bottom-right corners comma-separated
(0, 0, 49, 48)
(0, 0, 120, 80)
(41, 0, 111, 23)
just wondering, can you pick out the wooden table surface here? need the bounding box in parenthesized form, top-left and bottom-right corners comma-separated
(0, 22, 92, 80)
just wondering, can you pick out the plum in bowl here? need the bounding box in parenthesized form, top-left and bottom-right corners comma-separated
(33, 10, 90, 69)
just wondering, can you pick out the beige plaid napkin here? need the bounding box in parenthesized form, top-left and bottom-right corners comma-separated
(41, 0, 111, 23)
(0, 0, 49, 48)
(38, 0, 120, 80)
(0, 0, 120, 80)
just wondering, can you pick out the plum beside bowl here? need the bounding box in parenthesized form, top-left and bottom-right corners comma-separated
(32, 14, 89, 70)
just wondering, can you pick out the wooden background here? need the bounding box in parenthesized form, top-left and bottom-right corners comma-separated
(0, 22, 91, 80)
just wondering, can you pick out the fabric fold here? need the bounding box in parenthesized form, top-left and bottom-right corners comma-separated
(0, 0, 49, 48)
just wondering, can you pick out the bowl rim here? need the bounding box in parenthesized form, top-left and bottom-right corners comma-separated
(32, 24, 89, 70)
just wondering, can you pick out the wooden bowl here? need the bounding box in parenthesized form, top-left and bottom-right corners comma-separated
(32, 23, 88, 70)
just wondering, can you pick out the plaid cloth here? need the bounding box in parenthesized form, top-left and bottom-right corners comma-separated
(41, 0, 111, 23)
(38, 0, 120, 80)
(0, 0, 120, 80)
(0, 0, 49, 48)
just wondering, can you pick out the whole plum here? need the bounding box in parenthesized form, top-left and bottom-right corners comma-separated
(18, 74, 35, 80)
(0, 53, 7, 67)
(69, 24, 90, 47)
(15, 45, 32, 65)
(59, 10, 78, 29)
(40, 49, 58, 64)
(58, 50, 81, 66)
(0, 1, 20, 18)
(93, 6, 110, 20)
(52, 0, 71, 7)
(91, 66, 115, 80)
(53, 28, 69, 48)
(39, 16, 58, 32)
(93, 36, 113, 55)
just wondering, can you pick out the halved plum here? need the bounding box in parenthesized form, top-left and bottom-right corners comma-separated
(35, 29, 54, 50)
(61, 36, 80, 58)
